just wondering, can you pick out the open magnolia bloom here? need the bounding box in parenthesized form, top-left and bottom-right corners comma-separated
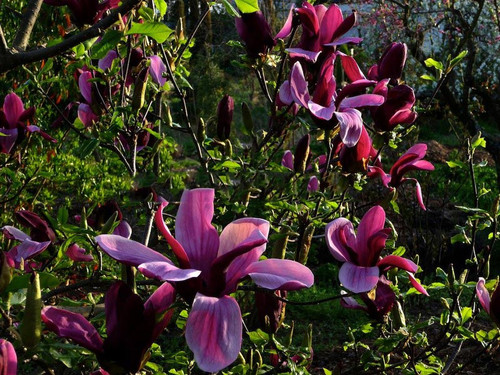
(325, 205, 427, 295)
(476, 277, 500, 325)
(1, 226, 51, 270)
(96, 188, 314, 372)
(42, 281, 175, 374)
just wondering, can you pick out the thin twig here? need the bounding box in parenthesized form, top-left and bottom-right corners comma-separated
(174, 4, 210, 66)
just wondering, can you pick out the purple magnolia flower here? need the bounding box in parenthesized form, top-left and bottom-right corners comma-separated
(42, 281, 175, 374)
(307, 176, 319, 192)
(279, 58, 384, 146)
(43, 0, 119, 27)
(1, 226, 51, 270)
(0, 339, 17, 375)
(476, 277, 500, 325)
(15, 210, 56, 243)
(235, 11, 276, 58)
(217, 95, 234, 141)
(284, 2, 362, 63)
(0, 93, 55, 154)
(367, 42, 408, 84)
(341, 276, 396, 321)
(325, 205, 427, 295)
(96, 188, 313, 372)
(368, 143, 434, 210)
(66, 244, 93, 262)
(337, 125, 378, 173)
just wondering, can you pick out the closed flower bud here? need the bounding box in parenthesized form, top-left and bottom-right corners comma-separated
(132, 67, 149, 111)
(296, 223, 314, 265)
(20, 272, 41, 348)
(368, 42, 408, 84)
(293, 134, 310, 174)
(0, 252, 12, 294)
(235, 11, 276, 58)
(217, 95, 234, 140)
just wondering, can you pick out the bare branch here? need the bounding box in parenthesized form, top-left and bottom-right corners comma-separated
(0, 26, 8, 54)
(0, 0, 142, 73)
(12, 0, 44, 51)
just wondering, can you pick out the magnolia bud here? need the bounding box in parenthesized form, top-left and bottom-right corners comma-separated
(20, 272, 41, 348)
(224, 139, 233, 157)
(217, 95, 234, 140)
(197, 118, 206, 141)
(0, 253, 12, 294)
(296, 223, 314, 265)
(132, 67, 149, 111)
(272, 229, 289, 260)
(293, 134, 310, 174)
(377, 42, 408, 84)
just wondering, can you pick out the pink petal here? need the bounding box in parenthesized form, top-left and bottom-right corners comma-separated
(246, 259, 314, 290)
(340, 292, 366, 311)
(41, 307, 104, 353)
(96, 234, 171, 266)
(113, 220, 132, 238)
(3, 93, 24, 127)
(66, 243, 93, 262)
(476, 277, 490, 315)
(0, 339, 17, 375)
(186, 294, 242, 373)
(325, 218, 356, 262)
(308, 100, 336, 120)
(6, 239, 50, 267)
(287, 48, 322, 63)
(377, 255, 417, 273)
(281, 150, 294, 170)
(275, 5, 295, 39)
(404, 143, 428, 159)
(98, 50, 118, 70)
(144, 282, 177, 341)
(149, 55, 167, 86)
(79, 71, 93, 104)
(330, 11, 357, 41)
(175, 189, 220, 274)
(367, 166, 391, 187)
(278, 80, 293, 106)
(138, 261, 201, 281)
(307, 175, 319, 192)
(324, 36, 363, 46)
(338, 52, 366, 81)
(339, 262, 380, 293)
(319, 4, 343, 45)
(2, 226, 31, 241)
(335, 108, 363, 147)
(289, 62, 311, 107)
(77, 103, 98, 127)
(356, 206, 386, 263)
(339, 94, 385, 109)
(407, 272, 429, 296)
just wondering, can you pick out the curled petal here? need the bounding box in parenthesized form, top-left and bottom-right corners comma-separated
(335, 108, 363, 147)
(476, 277, 491, 315)
(325, 218, 355, 263)
(339, 262, 379, 293)
(186, 294, 242, 373)
(278, 81, 294, 106)
(287, 48, 321, 63)
(138, 261, 201, 282)
(66, 243, 93, 262)
(144, 282, 177, 341)
(113, 220, 132, 239)
(149, 55, 167, 86)
(6, 239, 50, 268)
(3, 93, 24, 127)
(41, 307, 104, 353)
(0, 339, 17, 375)
(407, 272, 429, 296)
(324, 37, 362, 46)
(377, 255, 417, 273)
(308, 100, 336, 121)
(246, 259, 314, 290)
(2, 226, 30, 241)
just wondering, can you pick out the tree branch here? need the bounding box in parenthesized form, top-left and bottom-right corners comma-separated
(0, 0, 142, 73)
(0, 26, 8, 54)
(12, 0, 44, 51)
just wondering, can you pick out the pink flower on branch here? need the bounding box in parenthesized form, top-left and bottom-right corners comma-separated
(325, 205, 427, 295)
(476, 277, 500, 325)
(0, 339, 17, 375)
(368, 143, 435, 210)
(96, 188, 313, 372)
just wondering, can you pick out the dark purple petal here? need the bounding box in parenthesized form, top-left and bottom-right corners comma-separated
(2, 226, 30, 241)
(281, 150, 294, 170)
(287, 48, 322, 63)
(307, 176, 319, 192)
(0, 128, 18, 154)
(186, 294, 242, 373)
(356, 206, 386, 266)
(338, 52, 366, 82)
(98, 50, 119, 70)
(41, 307, 104, 353)
(78, 103, 98, 127)
(275, 5, 295, 39)
(246, 259, 314, 290)
(319, 4, 343, 45)
(378, 42, 407, 82)
(330, 11, 357, 41)
(236, 11, 276, 58)
(144, 282, 176, 342)
(339, 262, 379, 293)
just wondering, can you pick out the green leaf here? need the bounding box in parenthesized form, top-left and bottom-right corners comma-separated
(446, 160, 466, 169)
(154, 0, 168, 17)
(424, 58, 444, 71)
(471, 133, 486, 149)
(235, 0, 259, 13)
(420, 74, 436, 82)
(222, 0, 241, 17)
(126, 21, 173, 43)
(448, 50, 468, 71)
(247, 329, 269, 346)
(91, 30, 123, 59)
(75, 138, 100, 159)
(460, 307, 472, 325)
(57, 206, 69, 224)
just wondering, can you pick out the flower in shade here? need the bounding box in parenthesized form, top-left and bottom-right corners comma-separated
(337, 125, 378, 173)
(43, 0, 119, 27)
(216, 95, 234, 141)
(0, 339, 17, 375)
(15, 210, 56, 243)
(476, 277, 500, 325)
(1, 226, 51, 270)
(367, 143, 434, 210)
(96, 188, 314, 372)
(42, 281, 176, 374)
(235, 11, 276, 58)
(0, 93, 55, 154)
(75, 200, 132, 239)
(325, 205, 427, 295)
(66, 244, 93, 262)
(341, 276, 396, 322)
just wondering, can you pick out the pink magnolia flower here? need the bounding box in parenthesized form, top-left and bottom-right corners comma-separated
(367, 42, 408, 84)
(96, 188, 313, 372)
(337, 125, 378, 173)
(0, 339, 17, 375)
(43, 0, 119, 27)
(0, 93, 55, 154)
(66, 244, 93, 262)
(367, 143, 435, 210)
(325, 205, 427, 295)
(1, 226, 50, 270)
(476, 277, 500, 325)
(42, 281, 175, 374)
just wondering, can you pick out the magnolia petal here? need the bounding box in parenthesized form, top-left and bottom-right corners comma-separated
(307, 175, 319, 192)
(339, 94, 385, 109)
(319, 4, 343, 45)
(149, 55, 167, 86)
(476, 277, 491, 315)
(66, 243, 93, 262)
(338, 52, 366, 81)
(186, 294, 242, 373)
(278, 80, 294, 106)
(377, 255, 417, 273)
(246, 259, 314, 290)
(367, 166, 391, 187)
(138, 261, 201, 281)
(218, 219, 269, 257)
(281, 150, 294, 170)
(287, 48, 321, 63)
(331, 11, 357, 41)
(407, 272, 429, 296)
(404, 143, 428, 159)
(289, 62, 311, 107)
(113, 220, 132, 239)
(324, 36, 363, 46)
(78, 71, 93, 104)
(144, 282, 176, 341)
(7, 239, 50, 267)
(340, 293, 366, 311)
(3, 93, 24, 127)
(41, 307, 104, 353)
(0, 128, 18, 154)
(325, 218, 355, 262)
(275, 5, 295, 39)
(96, 234, 171, 267)
(339, 262, 379, 293)
(335, 108, 363, 147)
(77, 103, 98, 127)
(98, 50, 119, 70)
(0, 339, 17, 375)
(355, 205, 386, 265)
(175, 189, 220, 273)
(308, 100, 336, 120)
(1, 226, 31, 241)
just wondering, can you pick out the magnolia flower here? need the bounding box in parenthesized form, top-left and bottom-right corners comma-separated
(66, 244, 93, 262)
(325, 205, 427, 295)
(235, 11, 276, 58)
(1, 226, 50, 270)
(42, 281, 175, 374)
(337, 125, 378, 173)
(43, 0, 119, 27)
(476, 277, 500, 325)
(216, 95, 234, 141)
(0, 339, 17, 375)
(368, 143, 434, 210)
(367, 42, 408, 84)
(96, 188, 313, 372)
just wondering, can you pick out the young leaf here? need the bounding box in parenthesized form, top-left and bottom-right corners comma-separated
(448, 50, 468, 71)
(154, 0, 167, 17)
(126, 21, 173, 43)
(424, 58, 444, 71)
(91, 30, 123, 59)
(235, 0, 259, 13)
